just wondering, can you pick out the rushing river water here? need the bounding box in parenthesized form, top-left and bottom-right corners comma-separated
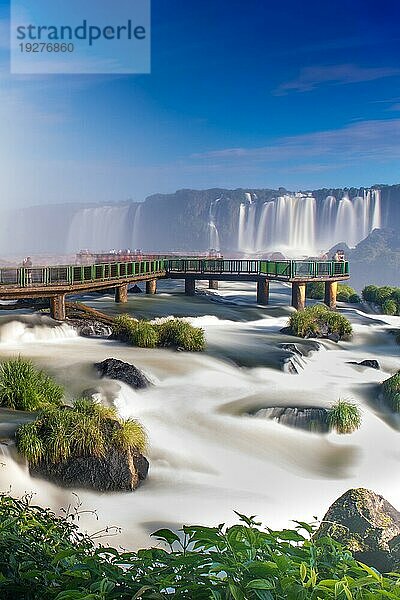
(0, 280, 399, 549)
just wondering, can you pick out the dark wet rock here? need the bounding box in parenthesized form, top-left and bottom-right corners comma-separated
(284, 359, 299, 374)
(30, 446, 149, 492)
(95, 358, 150, 389)
(348, 359, 380, 370)
(129, 284, 142, 294)
(326, 332, 340, 342)
(316, 488, 400, 572)
(279, 343, 303, 357)
(279, 326, 292, 335)
(77, 321, 112, 339)
(254, 406, 329, 433)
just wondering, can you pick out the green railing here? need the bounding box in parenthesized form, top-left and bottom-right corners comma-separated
(166, 259, 349, 279)
(0, 258, 349, 289)
(0, 260, 167, 288)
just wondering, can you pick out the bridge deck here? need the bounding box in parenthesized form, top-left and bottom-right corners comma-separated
(0, 258, 349, 316)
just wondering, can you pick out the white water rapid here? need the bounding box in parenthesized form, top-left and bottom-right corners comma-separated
(0, 281, 398, 551)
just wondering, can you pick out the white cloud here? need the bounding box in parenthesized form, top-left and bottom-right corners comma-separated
(192, 119, 400, 167)
(275, 64, 400, 95)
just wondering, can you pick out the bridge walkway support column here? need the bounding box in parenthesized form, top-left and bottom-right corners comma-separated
(50, 294, 66, 321)
(257, 278, 270, 305)
(185, 277, 196, 296)
(209, 279, 219, 290)
(115, 284, 128, 304)
(324, 281, 338, 310)
(291, 282, 306, 311)
(146, 279, 157, 295)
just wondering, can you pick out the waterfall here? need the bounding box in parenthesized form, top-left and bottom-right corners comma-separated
(67, 204, 132, 252)
(59, 188, 382, 257)
(236, 189, 382, 257)
(208, 199, 221, 250)
(132, 203, 143, 250)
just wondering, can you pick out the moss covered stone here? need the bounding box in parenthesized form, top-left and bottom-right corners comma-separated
(316, 488, 400, 572)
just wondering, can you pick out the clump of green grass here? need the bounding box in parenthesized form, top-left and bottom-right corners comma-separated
(112, 314, 137, 342)
(327, 400, 361, 434)
(112, 315, 206, 351)
(130, 321, 160, 348)
(362, 284, 400, 315)
(0, 357, 64, 411)
(382, 372, 400, 412)
(288, 305, 352, 340)
(159, 319, 205, 351)
(16, 399, 147, 467)
(112, 418, 147, 454)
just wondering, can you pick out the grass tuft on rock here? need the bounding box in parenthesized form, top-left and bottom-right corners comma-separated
(159, 319, 206, 351)
(112, 418, 147, 454)
(16, 399, 147, 467)
(327, 400, 361, 434)
(131, 321, 160, 348)
(112, 314, 205, 351)
(0, 357, 64, 411)
(381, 372, 400, 412)
(288, 304, 353, 340)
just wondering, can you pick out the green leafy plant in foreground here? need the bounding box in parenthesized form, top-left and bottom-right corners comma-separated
(327, 400, 362, 434)
(0, 495, 398, 599)
(0, 357, 64, 411)
(16, 399, 147, 467)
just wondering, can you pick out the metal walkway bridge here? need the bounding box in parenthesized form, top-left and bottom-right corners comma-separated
(0, 258, 349, 320)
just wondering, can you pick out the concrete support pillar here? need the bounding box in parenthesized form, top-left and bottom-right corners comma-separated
(50, 294, 66, 321)
(185, 278, 196, 296)
(291, 282, 306, 311)
(257, 279, 270, 305)
(324, 281, 338, 310)
(115, 284, 128, 304)
(146, 279, 157, 295)
(209, 279, 219, 290)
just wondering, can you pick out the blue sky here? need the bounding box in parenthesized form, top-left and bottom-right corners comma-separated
(1, 0, 400, 206)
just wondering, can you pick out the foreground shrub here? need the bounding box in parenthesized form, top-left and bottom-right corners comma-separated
(382, 371, 400, 412)
(112, 315, 205, 351)
(327, 400, 362, 434)
(0, 357, 64, 411)
(16, 399, 147, 467)
(0, 496, 398, 600)
(288, 305, 353, 340)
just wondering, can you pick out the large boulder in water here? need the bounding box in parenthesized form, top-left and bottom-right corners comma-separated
(316, 488, 400, 572)
(30, 446, 149, 492)
(95, 358, 150, 389)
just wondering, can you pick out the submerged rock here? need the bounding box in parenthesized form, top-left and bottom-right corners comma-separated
(254, 406, 329, 433)
(316, 488, 400, 572)
(95, 358, 150, 389)
(30, 446, 149, 492)
(348, 359, 380, 370)
(129, 284, 142, 294)
(79, 321, 112, 338)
